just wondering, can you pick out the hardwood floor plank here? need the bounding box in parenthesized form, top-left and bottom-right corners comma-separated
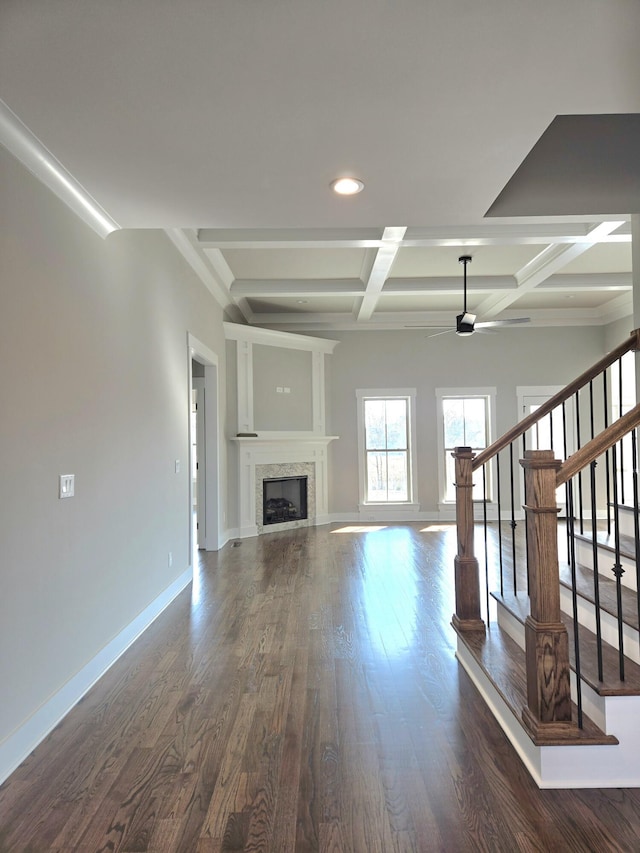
(3, 524, 640, 851)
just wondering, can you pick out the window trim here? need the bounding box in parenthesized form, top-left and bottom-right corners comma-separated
(435, 387, 496, 506)
(356, 388, 418, 507)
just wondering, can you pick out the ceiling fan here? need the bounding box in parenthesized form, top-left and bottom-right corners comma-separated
(407, 255, 530, 337)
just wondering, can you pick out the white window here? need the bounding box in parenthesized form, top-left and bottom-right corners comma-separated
(436, 388, 496, 503)
(356, 389, 417, 505)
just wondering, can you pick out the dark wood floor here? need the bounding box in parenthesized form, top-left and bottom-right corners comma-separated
(2, 523, 640, 852)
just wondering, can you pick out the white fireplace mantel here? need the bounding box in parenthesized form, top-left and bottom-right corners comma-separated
(232, 435, 338, 538)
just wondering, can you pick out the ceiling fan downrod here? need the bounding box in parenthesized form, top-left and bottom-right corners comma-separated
(459, 254, 472, 313)
(457, 254, 475, 336)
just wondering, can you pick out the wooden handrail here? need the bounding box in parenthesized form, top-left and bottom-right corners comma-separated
(556, 403, 640, 486)
(472, 328, 640, 471)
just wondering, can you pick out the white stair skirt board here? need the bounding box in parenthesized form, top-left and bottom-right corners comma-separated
(456, 638, 640, 788)
(0, 567, 192, 787)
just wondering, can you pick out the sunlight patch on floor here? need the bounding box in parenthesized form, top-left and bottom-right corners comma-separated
(332, 525, 388, 533)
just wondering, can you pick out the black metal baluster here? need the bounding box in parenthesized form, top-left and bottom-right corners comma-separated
(562, 402, 570, 559)
(496, 452, 504, 594)
(566, 478, 583, 729)
(509, 442, 517, 594)
(632, 428, 640, 660)
(610, 441, 626, 681)
(482, 463, 490, 624)
(589, 458, 604, 683)
(523, 432, 530, 597)
(576, 391, 584, 535)
(589, 379, 596, 543)
(619, 356, 626, 504)
(603, 369, 612, 536)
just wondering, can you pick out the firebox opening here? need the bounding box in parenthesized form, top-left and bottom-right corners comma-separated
(263, 476, 308, 526)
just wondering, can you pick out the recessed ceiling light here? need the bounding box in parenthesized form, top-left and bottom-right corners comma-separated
(330, 177, 364, 196)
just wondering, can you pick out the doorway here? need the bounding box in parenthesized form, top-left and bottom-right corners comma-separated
(517, 386, 574, 514)
(188, 334, 220, 557)
(192, 369, 206, 548)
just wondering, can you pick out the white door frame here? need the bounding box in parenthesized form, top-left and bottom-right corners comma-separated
(192, 377, 206, 548)
(188, 333, 220, 553)
(516, 385, 573, 514)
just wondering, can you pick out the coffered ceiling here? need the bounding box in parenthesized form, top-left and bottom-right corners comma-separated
(1, 1, 639, 332)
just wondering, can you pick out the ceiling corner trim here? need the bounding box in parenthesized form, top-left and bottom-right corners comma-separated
(0, 99, 120, 239)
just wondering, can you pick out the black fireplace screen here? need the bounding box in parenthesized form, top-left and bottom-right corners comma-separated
(263, 476, 308, 525)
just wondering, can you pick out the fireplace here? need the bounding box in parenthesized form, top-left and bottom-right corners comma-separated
(233, 437, 336, 538)
(263, 476, 308, 526)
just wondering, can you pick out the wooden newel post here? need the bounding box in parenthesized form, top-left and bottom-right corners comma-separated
(452, 447, 485, 633)
(520, 449, 575, 740)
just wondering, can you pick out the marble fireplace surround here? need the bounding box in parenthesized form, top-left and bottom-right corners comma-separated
(233, 436, 337, 538)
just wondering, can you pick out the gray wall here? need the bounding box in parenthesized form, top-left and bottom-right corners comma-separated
(252, 345, 313, 431)
(326, 326, 610, 515)
(0, 146, 228, 756)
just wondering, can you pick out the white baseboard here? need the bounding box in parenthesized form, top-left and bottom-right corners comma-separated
(0, 566, 192, 787)
(217, 528, 240, 549)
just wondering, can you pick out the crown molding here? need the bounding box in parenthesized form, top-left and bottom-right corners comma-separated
(223, 321, 338, 353)
(0, 99, 120, 239)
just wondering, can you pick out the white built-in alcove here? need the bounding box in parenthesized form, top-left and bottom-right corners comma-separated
(224, 323, 338, 537)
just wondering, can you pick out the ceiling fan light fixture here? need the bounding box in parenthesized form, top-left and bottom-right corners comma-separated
(330, 177, 364, 196)
(456, 312, 475, 336)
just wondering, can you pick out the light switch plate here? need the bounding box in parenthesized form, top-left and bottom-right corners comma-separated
(59, 474, 75, 499)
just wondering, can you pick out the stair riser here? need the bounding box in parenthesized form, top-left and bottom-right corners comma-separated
(559, 586, 640, 665)
(569, 671, 607, 730)
(575, 538, 638, 592)
(496, 602, 602, 710)
(613, 507, 638, 539)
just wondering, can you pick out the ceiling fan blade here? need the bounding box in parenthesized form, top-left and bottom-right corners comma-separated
(475, 317, 530, 329)
(426, 328, 456, 338)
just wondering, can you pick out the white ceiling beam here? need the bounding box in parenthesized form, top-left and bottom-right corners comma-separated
(197, 222, 630, 251)
(357, 227, 407, 322)
(249, 312, 357, 326)
(198, 228, 384, 249)
(474, 221, 626, 319)
(383, 275, 515, 294)
(248, 307, 623, 333)
(402, 222, 630, 246)
(231, 279, 365, 298)
(233, 272, 631, 302)
(532, 273, 631, 291)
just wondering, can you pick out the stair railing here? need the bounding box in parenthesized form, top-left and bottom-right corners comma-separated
(453, 329, 640, 738)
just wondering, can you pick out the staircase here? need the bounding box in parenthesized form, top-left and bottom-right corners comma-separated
(451, 330, 640, 788)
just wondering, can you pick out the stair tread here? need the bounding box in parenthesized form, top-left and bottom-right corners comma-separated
(608, 502, 639, 514)
(454, 622, 617, 747)
(494, 590, 640, 696)
(558, 561, 639, 632)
